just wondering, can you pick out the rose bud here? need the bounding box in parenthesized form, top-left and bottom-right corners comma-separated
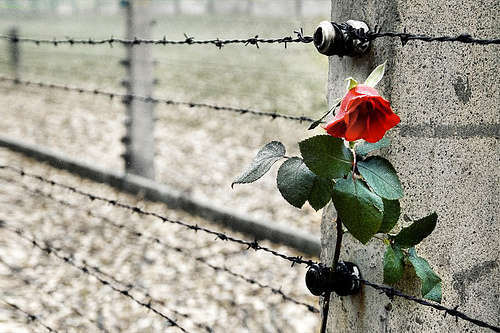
(324, 84, 400, 143)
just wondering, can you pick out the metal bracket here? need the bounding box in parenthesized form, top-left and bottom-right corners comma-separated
(305, 261, 362, 296)
(313, 20, 371, 57)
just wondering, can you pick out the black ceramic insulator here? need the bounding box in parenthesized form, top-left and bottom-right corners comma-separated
(314, 20, 371, 57)
(305, 261, 362, 296)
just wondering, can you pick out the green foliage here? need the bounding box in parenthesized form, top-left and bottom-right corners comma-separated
(355, 136, 391, 156)
(357, 157, 403, 200)
(232, 141, 285, 188)
(277, 157, 333, 210)
(364, 62, 386, 88)
(392, 213, 438, 248)
(276, 157, 315, 209)
(378, 199, 400, 233)
(345, 77, 358, 90)
(383, 244, 404, 284)
(332, 174, 383, 244)
(299, 135, 353, 180)
(408, 248, 442, 303)
(308, 177, 334, 211)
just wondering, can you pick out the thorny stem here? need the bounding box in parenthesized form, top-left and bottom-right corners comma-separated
(320, 218, 344, 333)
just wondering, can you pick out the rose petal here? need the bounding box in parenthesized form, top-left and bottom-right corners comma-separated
(364, 106, 387, 142)
(324, 118, 347, 138)
(344, 108, 368, 141)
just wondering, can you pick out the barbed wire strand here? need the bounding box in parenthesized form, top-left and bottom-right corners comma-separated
(0, 176, 319, 313)
(0, 259, 110, 333)
(72, 258, 212, 332)
(355, 278, 500, 332)
(1, 223, 191, 333)
(0, 299, 58, 333)
(366, 29, 500, 46)
(2, 165, 496, 330)
(0, 164, 316, 267)
(0, 31, 314, 49)
(0, 176, 319, 314)
(0, 76, 315, 123)
(1, 28, 498, 47)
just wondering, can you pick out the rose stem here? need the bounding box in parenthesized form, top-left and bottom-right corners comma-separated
(320, 217, 344, 333)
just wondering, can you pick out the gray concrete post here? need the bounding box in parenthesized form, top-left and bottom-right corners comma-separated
(206, 0, 215, 14)
(295, 0, 303, 17)
(173, 0, 181, 14)
(123, 0, 156, 179)
(322, 0, 499, 331)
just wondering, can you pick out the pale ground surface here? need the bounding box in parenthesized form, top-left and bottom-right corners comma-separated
(0, 10, 330, 333)
(0, 149, 319, 332)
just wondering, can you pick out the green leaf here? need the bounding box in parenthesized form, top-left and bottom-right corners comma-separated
(308, 177, 334, 211)
(383, 245, 404, 284)
(345, 77, 358, 90)
(378, 199, 400, 233)
(299, 135, 353, 179)
(408, 248, 442, 303)
(357, 156, 403, 200)
(232, 141, 285, 188)
(393, 213, 438, 248)
(364, 61, 386, 88)
(277, 157, 315, 209)
(332, 174, 383, 244)
(355, 136, 391, 156)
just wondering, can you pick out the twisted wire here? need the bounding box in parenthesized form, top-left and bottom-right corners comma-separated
(0, 76, 315, 123)
(356, 278, 500, 332)
(0, 259, 110, 333)
(2, 223, 190, 333)
(341, 24, 500, 46)
(0, 164, 317, 267)
(0, 176, 319, 314)
(0, 32, 313, 49)
(0, 299, 58, 333)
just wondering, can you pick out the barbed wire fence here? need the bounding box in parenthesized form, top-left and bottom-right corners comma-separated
(0, 17, 499, 333)
(0, 166, 499, 332)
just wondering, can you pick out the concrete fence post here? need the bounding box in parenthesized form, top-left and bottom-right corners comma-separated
(173, 0, 181, 14)
(7, 27, 20, 82)
(322, 0, 499, 331)
(122, 0, 156, 179)
(206, 0, 214, 14)
(295, 0, 303, 17)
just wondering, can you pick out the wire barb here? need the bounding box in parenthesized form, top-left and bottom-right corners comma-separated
(0, 299, 58, 332)
(0, 164, 317, 267)
(341, 24, 500, 45)
(0, 31, 314, 48)
(0, 76, 314, 123)
(0, 175, 321, 317)
(4, 223, 191, 333)
(356, 278, 500, 332)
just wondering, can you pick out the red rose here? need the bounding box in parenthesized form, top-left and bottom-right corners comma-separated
(324, 84, 400, 143)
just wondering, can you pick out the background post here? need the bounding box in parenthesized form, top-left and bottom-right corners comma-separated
(322, 0, 499, 331)
(122, 0, 156, 180)
(295, 0, 303, 17)
(7, 27, 20, 82)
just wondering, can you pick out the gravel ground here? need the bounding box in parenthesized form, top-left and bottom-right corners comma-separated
(0, 149, 320, 332)
(0, 12, 328, 332)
